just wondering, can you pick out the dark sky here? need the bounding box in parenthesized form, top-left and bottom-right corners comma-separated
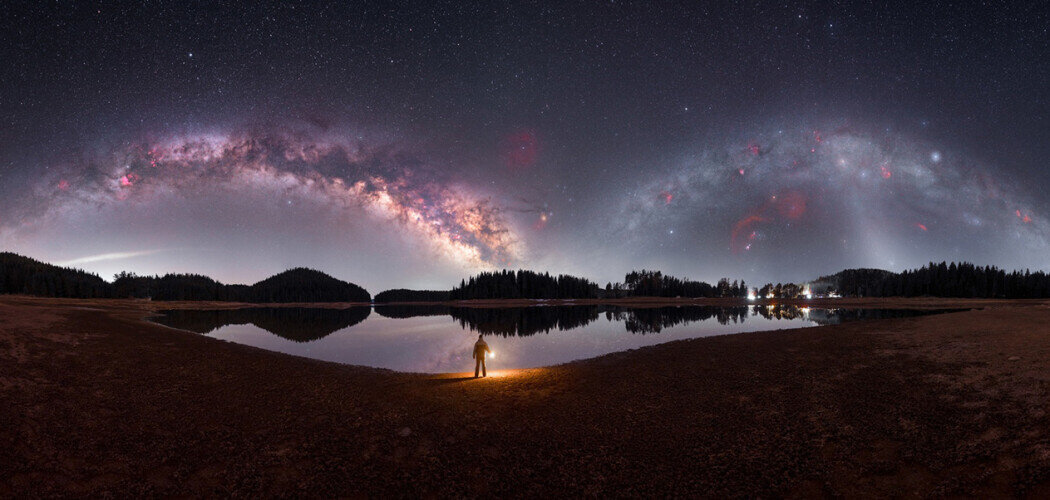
(2, 1, 1048, 291)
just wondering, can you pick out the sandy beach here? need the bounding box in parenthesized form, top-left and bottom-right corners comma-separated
(3, 295, 1050, 496)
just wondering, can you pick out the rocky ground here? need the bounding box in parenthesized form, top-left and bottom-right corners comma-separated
(3, 295, 1050, 496)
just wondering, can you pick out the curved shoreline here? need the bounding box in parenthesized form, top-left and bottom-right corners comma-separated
(3, 295, 1050, 496)
(10, 294, 1012, 312)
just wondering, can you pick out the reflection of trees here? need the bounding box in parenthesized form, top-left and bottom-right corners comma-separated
(751, 305, 810, 321)
(384, 304, 955, 336)
(373, 305, 451, 318)
(605, 306, 750, 334)
(385, 304, 755, 335)
(154, 307, 371, 342)
(801, 307, 959, 325)
(157, 305, 967, 342)
(749, 305, 962, 325)
(448, 306, 600, 337)
(449, 305, 758, 335)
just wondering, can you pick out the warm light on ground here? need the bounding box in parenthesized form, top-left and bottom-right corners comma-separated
(433, 368, 532, 380)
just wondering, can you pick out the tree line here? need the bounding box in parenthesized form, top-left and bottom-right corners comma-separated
(448, 269, 601, 300)
(112, 268, 371, 302)
(0, 252, 110, 298)
(821, 262, 1050, 298)
(754, 282, 809, 299)
(5, 251, 1050, 303)
(606, 270, 747, 298)
(373, 289, 451, 303)
(444, 269, 748, 300)
(0, 253, 370, 302)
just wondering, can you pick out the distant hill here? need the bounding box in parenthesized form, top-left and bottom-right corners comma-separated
(113, 267, 371, 303)
(810, 262, 1050, 298)
(0, 252, 109, 298)
(249, 268, 371, 303)
(0, 251, 371, 303)
(373, 289, 451, 303)
(810, 268, 897, 297)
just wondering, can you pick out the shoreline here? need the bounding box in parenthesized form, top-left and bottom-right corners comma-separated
(0, 293, 1018, 312)
(3, 295, 1050, 495)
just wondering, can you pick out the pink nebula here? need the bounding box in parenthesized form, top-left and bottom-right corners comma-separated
(501, 130, 539, 169)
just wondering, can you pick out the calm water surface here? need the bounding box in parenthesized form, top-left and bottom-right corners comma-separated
(153, 305, 952, 373)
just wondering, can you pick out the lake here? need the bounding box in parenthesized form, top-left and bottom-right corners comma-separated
(152, 304, 954, 373)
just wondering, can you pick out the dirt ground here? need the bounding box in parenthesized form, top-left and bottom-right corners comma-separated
(3, 295, 1050, 496)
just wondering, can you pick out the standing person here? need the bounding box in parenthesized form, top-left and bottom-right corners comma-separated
(472, 335, 490, 378)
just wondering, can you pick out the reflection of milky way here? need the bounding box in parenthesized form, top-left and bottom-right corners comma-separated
(18, 126, 520, 266)
(620, 124, 1047, 268)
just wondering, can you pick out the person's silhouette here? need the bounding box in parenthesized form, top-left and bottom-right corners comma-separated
(472, 334, 490, 378)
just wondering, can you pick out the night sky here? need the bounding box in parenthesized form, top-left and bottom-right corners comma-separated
(2, 1, 1048, 292)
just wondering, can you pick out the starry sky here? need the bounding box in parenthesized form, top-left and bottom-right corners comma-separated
(1, 1, 1048, 292)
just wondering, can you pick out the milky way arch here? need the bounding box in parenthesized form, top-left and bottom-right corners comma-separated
(618, 124, 1047, 271)
(7, 125, 521, 267)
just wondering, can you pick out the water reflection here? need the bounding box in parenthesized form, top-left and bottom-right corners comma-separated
(449, 306, 600, 336)
(373, 304, 450, 318)
(158, 304, 958, 342)
(153, 305, 963, 372)
(383, 305, 759, 336)
(606, 306, 751, 334)
(381, 304, 954, 335)
(154, 307, 371, 342)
